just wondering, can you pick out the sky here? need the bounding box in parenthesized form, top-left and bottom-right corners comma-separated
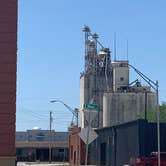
(17, 0, 166, 131)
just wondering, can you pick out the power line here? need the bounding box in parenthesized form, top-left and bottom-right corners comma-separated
(17, 107, 49, 118)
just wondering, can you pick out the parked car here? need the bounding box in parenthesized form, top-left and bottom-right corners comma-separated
(130, 152, 166, 166)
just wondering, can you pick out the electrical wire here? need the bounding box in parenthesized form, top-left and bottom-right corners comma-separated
(17, 107, 49, 118)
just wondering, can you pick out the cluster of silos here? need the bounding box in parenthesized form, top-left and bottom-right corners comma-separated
(0, 0, 17, 165)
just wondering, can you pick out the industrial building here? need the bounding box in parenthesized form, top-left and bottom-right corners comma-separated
(80, 26, 157, 129)
(89, 119, 166, 166)
(0, 1, 17, 165)
(16, 130, 69, 162)
(68, 26, 160, 166)
(80, 26, 112, 128)
(69, 120, 166, 166)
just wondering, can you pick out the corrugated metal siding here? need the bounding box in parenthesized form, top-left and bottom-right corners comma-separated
(0, 0, 17, 156)
(89, 120, 166, 166)
(116, 123, 139, 166)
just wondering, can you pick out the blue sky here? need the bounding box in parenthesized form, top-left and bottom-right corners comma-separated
(17, 0, 166, 131)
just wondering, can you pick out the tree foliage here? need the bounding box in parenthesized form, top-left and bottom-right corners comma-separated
(138, 102, 166, 122)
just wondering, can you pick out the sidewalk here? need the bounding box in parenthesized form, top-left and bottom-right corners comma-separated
(17, 162, 97, 166)
(17, 162, 69, 166)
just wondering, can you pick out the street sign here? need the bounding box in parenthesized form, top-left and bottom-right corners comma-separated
(83, 103, 99, 111)
(78, 127, 98, 144)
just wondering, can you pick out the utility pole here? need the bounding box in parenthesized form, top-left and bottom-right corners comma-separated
(145, 91, 147, 120)
(75, 108, 79, 166)
(85, 110, 91, 166)
(49, 111, 53, 163)
(156, 81, 160, 166)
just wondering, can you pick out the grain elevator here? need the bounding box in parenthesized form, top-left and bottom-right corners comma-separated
(80, 26, 157, 129)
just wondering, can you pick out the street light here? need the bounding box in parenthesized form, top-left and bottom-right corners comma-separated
(50, 99, 79, 166)
(50, 99, 79, 126)
(49, 111, 53, 163)
(128, 64, 160, 166)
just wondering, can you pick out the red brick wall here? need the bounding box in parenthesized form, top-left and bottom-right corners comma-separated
(69, 127, 86, 165)
(0, 0, 17, 156)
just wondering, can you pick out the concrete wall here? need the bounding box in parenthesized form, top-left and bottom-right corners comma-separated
(80, 72, 112, 128)
(0, 157, 16, 166)
(103, 92, 157, 127)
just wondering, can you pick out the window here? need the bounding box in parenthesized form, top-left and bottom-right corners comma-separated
(17, 149, 22, 155)
(120, 77, 124, 81)
(161, 153, 166, 159)
(36, 132, 45, 141)
(59, 149, 64, 152)
(71, 146, 73, 159)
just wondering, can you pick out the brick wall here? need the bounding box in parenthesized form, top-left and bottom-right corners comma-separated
(0, 0, 17, 156)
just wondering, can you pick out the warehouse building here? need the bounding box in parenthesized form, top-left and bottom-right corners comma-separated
(16, 130, 69, 162)
(69, 120, 166, 166)
(89, 119, 166, 166)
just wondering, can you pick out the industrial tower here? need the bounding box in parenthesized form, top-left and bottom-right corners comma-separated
(80, 26, 120, 128)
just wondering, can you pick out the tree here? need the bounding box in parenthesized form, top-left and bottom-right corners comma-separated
(138, 102, 166, 122)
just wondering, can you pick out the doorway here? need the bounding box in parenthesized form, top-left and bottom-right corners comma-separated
(36, 148, 49, 161)
(100, 142, 106, 165)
